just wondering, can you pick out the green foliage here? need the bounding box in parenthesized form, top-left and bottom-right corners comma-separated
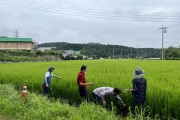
(0, 50, 63, 62)
(0, 60, 179, 119)
(0, 52, 38, 62)
(0, 84, 118, 120)
(38, 42, 162, 59)
(165, 46, 180, 60)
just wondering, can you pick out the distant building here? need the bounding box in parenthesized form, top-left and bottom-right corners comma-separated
(148, 58, 161, 60)
(99, 57, 105, 60)
(63, 50, 80, 57)
(88, 57, 93, 60)
(74, 51, 80, 55)
(37, 47, 56, 52)
(0, 37, 36, 52)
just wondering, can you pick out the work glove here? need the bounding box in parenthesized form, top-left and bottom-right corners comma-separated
(124, 88, 130, 92)
(102, 101, 106, 107)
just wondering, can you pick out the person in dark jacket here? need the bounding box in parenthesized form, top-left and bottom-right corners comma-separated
(130, 68, 147, 116)
(42, 66, 61, 97)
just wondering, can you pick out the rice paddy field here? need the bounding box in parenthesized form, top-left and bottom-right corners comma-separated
(0, 59, 180, 119)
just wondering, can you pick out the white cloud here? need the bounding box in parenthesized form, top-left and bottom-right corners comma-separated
(142, 6, 169, 14)
(0, 0, 180, 48)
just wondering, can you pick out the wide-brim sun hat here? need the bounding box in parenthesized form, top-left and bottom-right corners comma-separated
(133, 67, 145, 77)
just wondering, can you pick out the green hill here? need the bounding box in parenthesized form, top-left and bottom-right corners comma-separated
(38, 42, 161, 59)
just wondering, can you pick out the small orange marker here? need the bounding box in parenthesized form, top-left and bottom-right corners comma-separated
(22, 82, 28, 97)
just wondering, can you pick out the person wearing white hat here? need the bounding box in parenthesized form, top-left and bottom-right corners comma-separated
(42, 66, 61, 97)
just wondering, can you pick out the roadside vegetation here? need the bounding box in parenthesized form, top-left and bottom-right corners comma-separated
(0, 84, 124, 120)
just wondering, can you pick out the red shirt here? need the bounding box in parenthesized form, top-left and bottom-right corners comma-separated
(77, 71, 86, 87)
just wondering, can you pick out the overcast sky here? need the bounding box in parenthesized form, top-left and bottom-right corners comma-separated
(0, 0, 180, 48)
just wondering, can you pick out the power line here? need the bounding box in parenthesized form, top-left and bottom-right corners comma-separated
(0, 0, 178, 22)
(3, 0, 180, 19)
(4, 0, 180, 20)
(1, 0, 180, 22)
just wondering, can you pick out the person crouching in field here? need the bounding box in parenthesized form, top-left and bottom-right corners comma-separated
(93, 87, 129, 117)
(92, 87, 126, 107)
(42, 66, 61, 97)
(77, 65, 93, 101)
(130, 68, 147, 117)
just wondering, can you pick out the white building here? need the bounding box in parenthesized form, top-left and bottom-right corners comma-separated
(37, 47, 55, 52)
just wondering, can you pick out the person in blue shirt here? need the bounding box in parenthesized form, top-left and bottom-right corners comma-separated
(42, 66, 61, 97)
(130, 68, 147, 116)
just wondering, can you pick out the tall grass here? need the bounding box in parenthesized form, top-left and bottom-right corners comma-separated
(0, 84, 120, 120)
(0, 59, 179, 119)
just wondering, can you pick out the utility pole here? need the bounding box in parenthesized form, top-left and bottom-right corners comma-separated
(164, 42, 168, 60)
(159, 23, 167, 60)
(145, 48, 146, 59)
(137, 45, 138, 58)
(113, 48, 114, 59)
(121, 48, 123, 58)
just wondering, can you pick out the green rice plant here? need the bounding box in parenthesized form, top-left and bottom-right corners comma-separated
(0, 59, 179, 119)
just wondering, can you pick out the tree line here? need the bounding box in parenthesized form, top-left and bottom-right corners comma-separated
(165, 46, 180, 60)
(0, 42, 179, 62)
(39, 42, 163, 59)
